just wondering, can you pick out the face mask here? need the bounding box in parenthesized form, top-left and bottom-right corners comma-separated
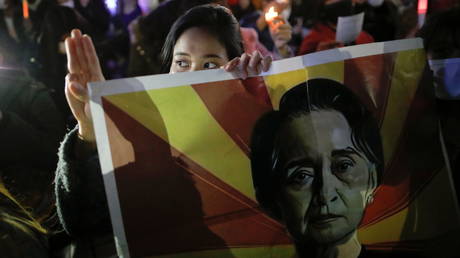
(281, 6, 291, 20)
(428, 58, 460, 99)
(322, 0, 353, 24)
(139, 0, 159, 14)
(368, 0, 384, 7)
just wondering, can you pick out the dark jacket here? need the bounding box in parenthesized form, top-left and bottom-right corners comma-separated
(0, 69, 65, 220)
(55, 127, 116, 257)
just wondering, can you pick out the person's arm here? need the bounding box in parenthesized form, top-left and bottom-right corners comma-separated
(55, 126, 112, 236)
(65, 29, 104, 147)
(55, 29, 110, 236)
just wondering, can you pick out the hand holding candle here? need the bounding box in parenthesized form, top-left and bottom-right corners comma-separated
(265, 6, 278, 24)
(265, 6, 284, 29)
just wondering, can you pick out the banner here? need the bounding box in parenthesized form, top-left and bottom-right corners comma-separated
(89, 38, 460, 258)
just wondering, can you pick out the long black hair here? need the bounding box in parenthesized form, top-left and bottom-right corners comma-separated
(160, 4, 243, 73)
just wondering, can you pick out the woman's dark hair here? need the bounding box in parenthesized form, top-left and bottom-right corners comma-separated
(160, 4, 243, 72)
(250, 78, 383, 220)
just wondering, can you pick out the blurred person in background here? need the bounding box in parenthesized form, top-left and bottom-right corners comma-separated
(103, 0, 143, 79)
(0, 0, 34, 69)
(354, 0, 399, 42)
(230, 0, 255, 20)
(297, 0, 374, 55)
(36, 0, 91, 124)
(0, 50, 65, 227)
(427, 0, 459, 13)
(239, 0, 295, 58)
(418, 6, 460, 201)
(72, 0, 110, 39)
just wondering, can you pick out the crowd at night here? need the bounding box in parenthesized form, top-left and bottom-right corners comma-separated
(0, 0, 459, 257)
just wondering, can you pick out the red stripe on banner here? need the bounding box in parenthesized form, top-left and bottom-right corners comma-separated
(360, 66, 445, 227)
(344, 53, 396, 126)
(192, 78, 272, 156)
(102, 98, 291, 257)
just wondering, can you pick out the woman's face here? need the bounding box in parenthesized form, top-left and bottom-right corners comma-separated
(169, 27, 229, 74)
(276, 110, 376, 244)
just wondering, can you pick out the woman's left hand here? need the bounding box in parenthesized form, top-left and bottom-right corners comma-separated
(224, 50, 272, 79)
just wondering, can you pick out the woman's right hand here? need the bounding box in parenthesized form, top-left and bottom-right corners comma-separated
(65, 29, 105, 144)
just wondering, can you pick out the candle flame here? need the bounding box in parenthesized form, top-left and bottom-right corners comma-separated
(22, 0, 29, 19)
(265, 7, 278, 23)
(417, 0, 428, 14)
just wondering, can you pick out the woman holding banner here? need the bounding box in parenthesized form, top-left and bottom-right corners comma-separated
(55, 4, 272, 257)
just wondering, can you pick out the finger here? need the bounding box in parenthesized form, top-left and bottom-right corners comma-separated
(262, 56, 272, 72)
(66, 38, 81, 74)
(248, 51, 262, 75)
(272, 16, 285, 27)
(239, 53, 251, 79)
(72, 29, 88, 74)
(224, 57, 240, 71)
(71, 29, 82, 38)
(82, 35, 103, 76)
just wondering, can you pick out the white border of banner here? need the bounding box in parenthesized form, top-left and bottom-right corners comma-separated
(89, 38, 424, 258)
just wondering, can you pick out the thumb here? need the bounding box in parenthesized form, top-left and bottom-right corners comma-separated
(69, 81, 89, 102)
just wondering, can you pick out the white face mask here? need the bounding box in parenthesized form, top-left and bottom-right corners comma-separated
(139, 0, 159, 14)
(0, 0, 6, 10)
(281, 6, 291, 20)
(368, 0, 384, 7)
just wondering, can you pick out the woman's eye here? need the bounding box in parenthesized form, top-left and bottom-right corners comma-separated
(204, 62, 218, 69)
(176, 60, 189, 68)
(288, 169, 314, 186)
(333, 159, 354, 174)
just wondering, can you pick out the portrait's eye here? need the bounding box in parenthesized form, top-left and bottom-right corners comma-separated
(204, 62, 219, 69)
(287, 169, 314, 186)
(332, 159, 355, 174)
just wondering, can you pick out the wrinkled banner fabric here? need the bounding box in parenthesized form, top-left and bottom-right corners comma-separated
(89, 38, 460, 258)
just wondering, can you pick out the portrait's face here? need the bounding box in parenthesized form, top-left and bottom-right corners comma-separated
(276, 110, 376, 244)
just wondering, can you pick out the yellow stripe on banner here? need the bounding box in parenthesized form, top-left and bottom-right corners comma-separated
(263, 61, 344, 110)
(151, 245, 296, 258)
(358, 166, 460, 244)
(105, 86, 256, 200)
(380, 49, 426, 166)
(306, 61, 344, 84)
(264, 68, 308, 110)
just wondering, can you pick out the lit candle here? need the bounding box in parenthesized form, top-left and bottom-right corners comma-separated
(417, 0, 428, 27)
(417, 0, 428, 14)
(22, 0, 29, 19)
(265, 6, 278, 23)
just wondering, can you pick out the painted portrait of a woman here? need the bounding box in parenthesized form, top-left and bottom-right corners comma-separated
(250, 78, 384, 258)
